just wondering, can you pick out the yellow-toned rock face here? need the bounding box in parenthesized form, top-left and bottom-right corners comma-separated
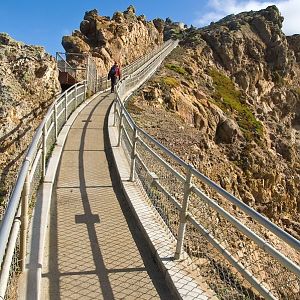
(0, 33, 61, 214)
(62, 6, 164, 75)
(128, 6, 300, 238)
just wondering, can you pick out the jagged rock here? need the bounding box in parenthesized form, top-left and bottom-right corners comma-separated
(84, 9, 99, 21)
(0, 33, 60, 214)
(153, 18, 165, 33)
(112, 11, 124, 23)
(127, 5, 300, 236)
(63, 6, 164, 74)
(137, 15, 146, 22)
(287, 34, 300, 63)
(124, 5, 136, 15)
(62, 35, 90, 53)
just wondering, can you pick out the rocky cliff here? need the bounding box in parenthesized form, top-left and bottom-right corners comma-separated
(0, 33, 60, 215)
(128, 6, 300, 238)
(62, 5, 165, 75)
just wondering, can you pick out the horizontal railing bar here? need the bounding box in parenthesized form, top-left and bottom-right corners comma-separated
(28, 149, 42, 184)
(1, 43, 169, 296)
(0, 80, 86, 270)
(192, 185, 300, 277)
(138, 137, 185, 182)
(122, 112, 135, 131)
(137, 135, 186, 183)
(0, 159, 30, 267)
(67, 97, 75, 107)
(57, 109, 65, 120)
(122, 127, 133, 149)
(187, 215, 276, 300)
(135, 154, 152, 178)
(191, 168, 300, 252)
(0, 217, 21, 299)
(114, 38, 300, 298)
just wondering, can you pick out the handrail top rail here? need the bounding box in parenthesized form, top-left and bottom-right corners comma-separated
(114, 38, 300, 253)
(0, 79, 87, 267)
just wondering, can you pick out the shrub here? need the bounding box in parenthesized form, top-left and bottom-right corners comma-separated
(161, 76, 179, 87)
(165, 63, 186, 76)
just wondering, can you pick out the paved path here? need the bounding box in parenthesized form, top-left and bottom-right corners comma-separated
(41, 92, 173, 299)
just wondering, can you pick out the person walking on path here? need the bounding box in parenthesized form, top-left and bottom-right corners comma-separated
(108, 62, 121, 93)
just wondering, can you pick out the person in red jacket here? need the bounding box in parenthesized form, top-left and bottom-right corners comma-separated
(108, 62, 121, 93)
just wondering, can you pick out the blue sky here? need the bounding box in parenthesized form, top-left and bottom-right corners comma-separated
(0, 0, 298, 56)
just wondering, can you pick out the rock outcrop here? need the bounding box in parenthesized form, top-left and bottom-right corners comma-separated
(62, 6, 164, 75)
(128, 6, 300, 237)
(0, 33, 60, 214)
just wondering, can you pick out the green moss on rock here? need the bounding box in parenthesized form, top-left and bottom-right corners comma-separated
(209, 68, 263, 142)
(165, 63, 187, 75)
(161, 76, 179, 87)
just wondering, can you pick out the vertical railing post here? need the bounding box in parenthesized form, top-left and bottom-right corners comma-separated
(130, 127, 138, 181)
(42, 125, 47, 179)
(74, 84, 78, 108)
(95, 72, 98, 93)
(84, 81, 87, 100)
(174, 164, 193, 260)
(86, 55, 90, 95)
(54, 104, 58, 141)
(117, 107, 124, 147)
(113, 98, 118, 127)
(64, 92, 67, 122)
(19, 169, 30, 271)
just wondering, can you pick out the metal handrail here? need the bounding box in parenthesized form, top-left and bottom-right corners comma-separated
(0, 79, 86, 297)
(112, 39, 300, 299)
(0, 40, 174, 299)
(123, 114, 300, 252)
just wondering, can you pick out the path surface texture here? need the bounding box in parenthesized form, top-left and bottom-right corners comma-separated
(41, 92, 172, 299)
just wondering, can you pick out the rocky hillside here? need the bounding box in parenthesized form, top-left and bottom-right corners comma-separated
(128, 6, 300, 238)
(0, 6, 183, 217)
(62, 5, 165, 75)
(0, 33, 60, 215)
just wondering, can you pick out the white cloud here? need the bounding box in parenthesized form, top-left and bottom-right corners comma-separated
(195, 0, 300, 35)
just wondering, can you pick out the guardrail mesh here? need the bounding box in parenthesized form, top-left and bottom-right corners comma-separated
(0, 41, 174, 299)
(114, 39, 300, 299)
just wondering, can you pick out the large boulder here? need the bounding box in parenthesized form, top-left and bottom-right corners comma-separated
(216, 118, 243, 144)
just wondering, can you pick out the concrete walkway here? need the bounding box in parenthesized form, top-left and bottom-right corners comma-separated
(41, 92, 173, 299)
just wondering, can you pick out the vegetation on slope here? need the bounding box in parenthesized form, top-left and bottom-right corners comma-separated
(209, 68, 263, 142)
(165, 63, 187, 76)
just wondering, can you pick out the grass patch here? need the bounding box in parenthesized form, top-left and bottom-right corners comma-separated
(165, 63, 186, 76)
(161, 76, 179, 88)
(209, 68, 263, 142)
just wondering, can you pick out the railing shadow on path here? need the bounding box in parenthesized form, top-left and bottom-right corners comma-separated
(103, 100, 173, 299)
(39, 92, 172, 299)
(45, 94, 113, 299)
